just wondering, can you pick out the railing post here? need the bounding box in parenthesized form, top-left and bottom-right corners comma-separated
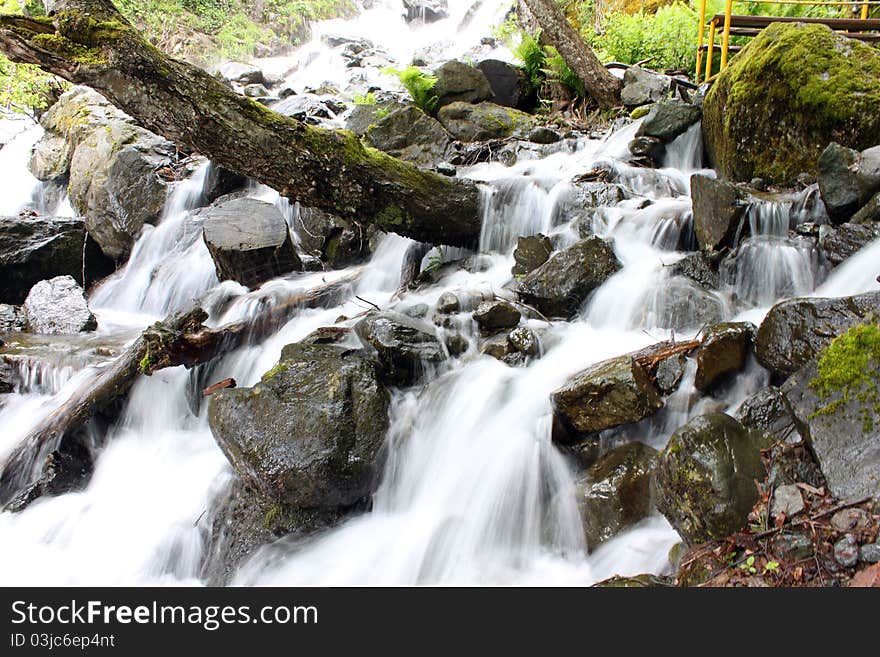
(706, 20, 716, 81)
(862, 2, 870, 19)
(720, 0, 734, 71)
(695, 0, 708, 84)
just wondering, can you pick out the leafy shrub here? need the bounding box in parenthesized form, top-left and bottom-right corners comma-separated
(384, 66, 438, 113)
(512, 30, 587, 99)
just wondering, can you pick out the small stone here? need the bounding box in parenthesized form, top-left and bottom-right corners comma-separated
(770, 484, 805, 518)
(473, 301, 521, 333)
(833, 534, 859, 568)
(830, 508, 870, 533)
(859, 542, 880, 564)
(507, 326, 540, 357)
(655, 353, 686, 394)
(771, 531, 815, 562)
(401, 303, 429, 319)
(512, 234, 553, 277)
(445, 333, 470, 357)
(436, 292, 460, 314)
(528, 127, 561, 144)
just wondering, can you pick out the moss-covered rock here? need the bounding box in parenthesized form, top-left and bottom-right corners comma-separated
(437, 101, 536, 142)
(702, 23, 880, 185)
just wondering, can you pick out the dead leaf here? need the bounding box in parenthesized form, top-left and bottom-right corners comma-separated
(850, 562, 880, 588)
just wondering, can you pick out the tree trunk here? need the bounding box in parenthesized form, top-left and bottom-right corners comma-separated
(520, 0, 622, 109)
(0, 0, 482, 248)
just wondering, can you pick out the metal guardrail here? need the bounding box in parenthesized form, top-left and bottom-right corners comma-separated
(695, 0, 880, 83)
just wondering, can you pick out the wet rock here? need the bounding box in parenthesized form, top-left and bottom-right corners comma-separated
(0, 216, 113, 304)
(576, 441, 659, 550)
(755, 292, 880, 377)
(528, 127, 561, 144)
(628, 136, 664, 164)
(621, 67, 671, 107)
(654, 413, 767, 544)
(208, 343, 390, 508)
(31, 87, 175, 259)
(694, 322, 754, 392)
(472, 301, 521, 333)
(671, 252, 720, 290)
(23, 275, 97, 335)
(403, 0, 448, 23)
(512, 234, 553, 277)
(782, 358, 880, 501)
(592, 574, 673, 587)
(479, 333, 511, 361)
(861, 542, 880, 563)
(354, 311, 444, 386)
(437, 101, 535, 142)
(202, 164, 248, 204)
(635, 99, 701, 143)
(691, 174, 748, 251)
(364, 105, 454, 168)
(818, 223, 880, 266)
(770, 484, 805, 518)
(436, 291, 461, 314)
(271, 94, 336, 123)
(476, 59, 534, 110)
(735, 386, 803, 444)
(445, 333, 470, 357)
(818, 143, 862, 220)
(771, 531, 815, 562)
(214, 61, 264, 85)
(834, 535, 859, 568)
(655, 353, 686, 394)
(0, 304, 25, 333)
(244, 83, 270, 98)
(295, 205, 370, 268)
(643, 277, 726, 332)
(851, 191, 880, 224)
(0, 358, 13, 393)
(830, 508, 870, 533)
(432, 60, 493, 108)
(299, 326, 351, 345)
(551, 355, 663, 442)
(507, 326, 540, 357)
(344, 100, 402, 136)
(517, 237, 622, 319)
(202, 197, 301, 288)
(702, 23, 880, 185)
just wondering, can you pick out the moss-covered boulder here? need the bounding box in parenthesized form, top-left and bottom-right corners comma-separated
(437, 101, 536, 142)
(702, 23, 880, 185)
(654, 413, 767, 545)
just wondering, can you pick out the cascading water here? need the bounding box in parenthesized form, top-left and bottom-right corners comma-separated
(2, 0, 880, 586)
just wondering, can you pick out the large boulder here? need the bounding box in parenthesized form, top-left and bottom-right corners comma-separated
(354, 311, 445, 386)
(364, 105, 454, 168)
(576, 441, 659, 550)
(551, 355, 663, 442)
(635, 98, 701, 143)
(403, 0, 448, 23)
(671, 252, 720, 290)
(201, 197, 301, 288)
(818, 222, 880, 266)
(207, 343, 390, 508)
(0, 216, 113, 304)
(818, 143, 880, 221)
(755, 292, 880, 377)
(691, 174, 748, 251)
(782, 323, 880, 501)
(654, 413, 767, 545)
(214, 61, 265, 85)
(621, 66, 671, 107)
(476, 59, 534, 110)
(437, 101, 536, 142)
(432, 61, 493, 108)
(735, 386, 803, 445)
(516, 237, 622, 318)
(23, 275, 97, 335)
(30, 86, 176, 259)
(694, 322, 754, 391)
(294, 205, 370, 268)
(702, 23, 880, 185)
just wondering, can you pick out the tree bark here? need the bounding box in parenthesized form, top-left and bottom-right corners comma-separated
(521, 0, 622, 109)
(0, 0, 482, 248)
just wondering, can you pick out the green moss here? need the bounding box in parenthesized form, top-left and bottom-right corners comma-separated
(261, 362, 287, 381)
(810, 321, 880, 431)
(138, 350, 155, 374)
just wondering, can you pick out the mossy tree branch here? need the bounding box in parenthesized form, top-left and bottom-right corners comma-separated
(0, 0, 482, 247)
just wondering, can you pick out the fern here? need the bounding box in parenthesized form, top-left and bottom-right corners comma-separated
(384, 66, 439, 114)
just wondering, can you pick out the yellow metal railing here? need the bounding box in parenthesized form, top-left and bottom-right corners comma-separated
(695, 0, 880, 84)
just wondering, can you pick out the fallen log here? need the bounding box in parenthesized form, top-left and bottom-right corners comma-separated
(0, 272, 359, 510)
(0, 1, 482, 248)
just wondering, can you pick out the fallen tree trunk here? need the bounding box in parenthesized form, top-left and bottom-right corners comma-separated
(0, 0, 482, 248)
(521, 0, 622, 109)
(0, 272, 359, 510)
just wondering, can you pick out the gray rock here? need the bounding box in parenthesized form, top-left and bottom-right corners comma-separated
(473, 301, 521, 333)
(628, 135, 665, 164)
(818, 222, 880, 266)
(0, 216, 113, 304)
(207, 343, 390, 508)
(0, 357, 14, 393)
(364, 105, 454, 168)
(691, 174, 748, 251)
(354, 311, 444, 386)
(271, 94, 335, 123)
(202, 197, 301, 288)
(576, 441, 659, 549)
(636, 99, 701, 143)
(214, 61, 264, 85)
(23, 275, 97, 335)
(344, 101, 402, 136)
(771, 531, 815, 562)
(551, 355, 663, 442)
(655, 353, 687, 394)
(432, 60, 493, 108)
(476, 59, 534, 110)
(243, 83, 270, 98)
(833, 534, 859, 568)
(770, 484, 805, 518)
(830, 508, 870, 533)
(517, 237, 622, 319)
(851, 190, 880, 224)
(0, 304, 25, 333)
(437, 101, 536, 142)
(621, 67, 670, 107)
(694, 322, 754, 392)
(512, 234, 553, 277)
(507, 326, 540, 357)
(755, 292, 880, 377)
(735, 386, 803, 444)
(295, 205, 370, 268)
(672, 252, 720, 290)
(817, 142, 880, 221)
(403, 0, 448, 23)
(654, 413, 767, 544)
(860, 542, 880, 563)
(528, 127, 561, 144)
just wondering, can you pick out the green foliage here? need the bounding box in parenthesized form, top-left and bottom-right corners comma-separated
(590, 3, 699, 72)
(424, 247, 444, 273)
(353, 91, 377, 105)
(384, 66, 438, 114)
(544, 47, 585, 98)
(511, 30, 587, 99)
(739, 555, 757, 574)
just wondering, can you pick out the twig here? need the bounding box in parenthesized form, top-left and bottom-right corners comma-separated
(354, 296, 381, 312)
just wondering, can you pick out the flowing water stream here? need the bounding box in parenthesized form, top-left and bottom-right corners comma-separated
(1, 0, 879, 586)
